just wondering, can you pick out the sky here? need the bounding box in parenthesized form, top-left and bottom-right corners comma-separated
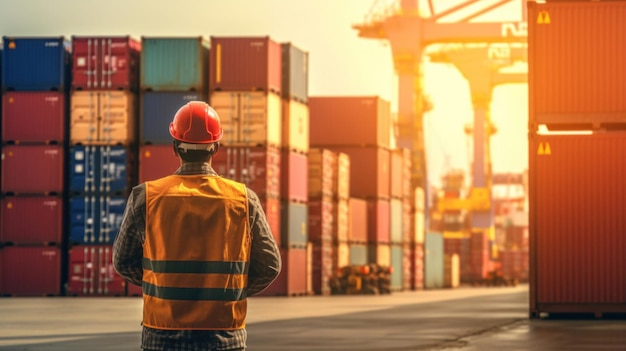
(0, 0, 528, 189)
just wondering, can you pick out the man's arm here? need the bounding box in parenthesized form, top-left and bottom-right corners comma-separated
(246, 189, 281, 296)
(112, 185, 145, 287)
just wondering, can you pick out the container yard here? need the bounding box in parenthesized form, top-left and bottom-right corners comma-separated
(1, 0, 626, 350)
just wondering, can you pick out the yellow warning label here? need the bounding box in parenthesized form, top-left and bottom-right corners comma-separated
(537, 10, 551, 24)
(538, 142, 552, 155)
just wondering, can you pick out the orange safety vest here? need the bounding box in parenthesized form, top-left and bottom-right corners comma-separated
(143, 175, 250, 330)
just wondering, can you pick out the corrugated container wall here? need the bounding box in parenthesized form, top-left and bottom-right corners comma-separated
(0, 196, 63, 245)
(138, 145, 180, 183)
(529, 132, 626, 316)
(424, 232, 444, 289)
(210, 36, 282, 94)
(281, 43, 308, 103)
(71, 36, 141, 91)
(309, 96, 391, 148)
(528, 2, 626, 129)
(140, 37, 209, 92)
(1, 36, 70, 91)
(1, 145, 64, 194)
(2, 92, 66, 143)
(327, 146, 390, 199)
(70, 91, 136, 145)
(141, 91, 203, 144)
(281, 99, 309, 153)
(0, 246, 62, 296)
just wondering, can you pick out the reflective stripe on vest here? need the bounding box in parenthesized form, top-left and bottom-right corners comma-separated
(143, 175, 250, 330)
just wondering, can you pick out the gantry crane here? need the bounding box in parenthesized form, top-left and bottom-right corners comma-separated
(353, 0, 527, 238)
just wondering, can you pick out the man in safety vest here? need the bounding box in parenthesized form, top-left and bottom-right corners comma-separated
(113, 101, 282, 351)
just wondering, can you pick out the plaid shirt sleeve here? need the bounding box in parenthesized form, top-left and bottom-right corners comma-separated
(112, 184, 145, 287)
(246, 188, 282, 296)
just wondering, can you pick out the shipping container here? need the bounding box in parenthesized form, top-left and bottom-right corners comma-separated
(140, 91, 203, 144)
(70, 90, 137, 145)
(138, 144, 180, 183)
(368, 243, 390, 267)
(257, 246, 307, 296)
(0, 246, 62, 296)
(281, 42, 309, 103)
(349, 243, 368, 266)
(212, 145, 280, 198)
(69, 195, 126, 244)
(402, 243, 413, 291)
(349, 197, 368, 243)
(390, 198, 403, 244)
(1, 144, 64, 195)
(280, 200, 308, 247)
(281, 99, 309, 153)
(71, 36, 141, 91)
(411, 243, 425, 290)
(310, 238, 333, 296)
(327, 146, 390, 199)
(334, 152, 350, 200)
(127, 282, 142, 296)
(1, 36, 70, 91)
(69, 145, 135, 194)
(280, 149, 308, 203)
(308, 197, 333, 242)
(390, 149, 404, 199)
(367, 198, 390, 243)
(334, 241, 350, 270)
(424, 232, 444, 289)
(309, 96, 391, 148)
(528, 1, 626, 130)
(529, 132, 626, 316)
(141, 37, 209, 92)
(307, 148, 335, 198)
(2, 92, 66, 143)
(334, 199, 349, 243)
(210, 91, 282, 147)
(67, 245, 126, 296)
(390, 244, 403, 291)
(0, 196, 63, 245)
(210, 36, 282, 94)
(444, 254, 460, 289)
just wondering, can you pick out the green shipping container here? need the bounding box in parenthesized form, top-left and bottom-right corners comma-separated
(140, 36, 209, 92)
(424, 232, 444, 289)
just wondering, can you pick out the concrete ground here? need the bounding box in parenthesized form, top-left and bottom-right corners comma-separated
(1, 284, 625, 350)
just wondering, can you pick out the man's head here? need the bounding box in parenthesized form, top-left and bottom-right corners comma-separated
(169, 101, 223, 163)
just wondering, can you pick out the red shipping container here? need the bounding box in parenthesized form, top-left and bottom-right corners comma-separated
(212, 145, 281, 198)
(308, 197, 333, 242)
(0, 196, 63, 245)
(311, 239, 333, 296)
(528, 2, 626, 129)
(71, 36, 141, 91)
(280, 149, 308, 203)
(67, 245, 126, 296)
(0, 246, 61, 296)
(367, 198, 390, 243)
(410, 243, 424, 290)
(349, 197, 368, 243)
(210, 36, 282, 94)
(138, 144, 180, 183)
(1, 145, 64, 195)
(127, 282, 142, 296)
(327, 146, 390, 200)
(307, 148, 335, 198)
(2, 92, 66, 143)
(257, 246, 307, 296)
(530, 132, 626, 316)
(309, 96, 391, 148)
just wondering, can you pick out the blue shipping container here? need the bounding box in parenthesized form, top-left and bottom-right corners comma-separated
(390, 244, 403, 291)
(281, 43, 309, 103)
(424, 232, 444, 289)
(1, 37, 70, 91)
(140, 37, 209, 92)
(141, 91, 203, 144)
(70, 145, 133, 194)
(69, 195, 126, 244)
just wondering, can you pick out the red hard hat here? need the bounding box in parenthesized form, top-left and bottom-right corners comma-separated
(169, 101, 223, 144)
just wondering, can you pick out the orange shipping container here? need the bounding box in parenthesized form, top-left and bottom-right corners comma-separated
(348, 197, 368, 243)
(309, 96, 391, 148)
(281, 99, 309, 153)
(307, 148, 335, 198)
(327, 146, 390, 200)
(210, 91, 281, 147)
(70, 91, 136, 145)
(390, 149, 404, 199)
(333, 199, 349, 243)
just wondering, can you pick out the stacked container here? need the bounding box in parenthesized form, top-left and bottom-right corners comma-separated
(528, 1, 626, 317)
(1, 36, 70, 296)
(66, 36, 140, 296)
